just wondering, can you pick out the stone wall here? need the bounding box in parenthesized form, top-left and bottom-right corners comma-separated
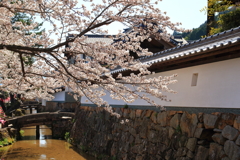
(52, 119, 73, 139)
(0, 127, 16, 147)
(70, 106, 240, 160)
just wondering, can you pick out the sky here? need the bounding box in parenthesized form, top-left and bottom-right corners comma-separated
(105, 0, 208, 34)
(41, 0, 208, 39)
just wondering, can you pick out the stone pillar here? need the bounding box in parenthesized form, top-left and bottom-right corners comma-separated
(36, 125, 40, 139)
(30, 106, 33, 114)
(17, 127, 22, 140)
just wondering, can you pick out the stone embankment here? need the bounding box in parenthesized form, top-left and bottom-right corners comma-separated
(0, 128, 16, 147)
(70, 106, 240, 160)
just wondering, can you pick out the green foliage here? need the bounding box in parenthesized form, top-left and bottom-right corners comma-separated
(0, 137, 15, 146)
(209, 8, 240, 35)
(111, 156, 117, 160)
(11, 12, 44, 36)
(219, 8, 240, 31)
(11, 12, 44, 65)
(19, 130, 24, 137)
(175, 125, 182, 134)
(15, 109, 24, 116)
(123, 104, 128, 109)
(183, 22, 207, 40)
(71, 118, 76, 123)
(79, 145, 88, 153)
(97, 154, 108, 160)
(200, 0, 234, 15)
(64, 132, 70, 141)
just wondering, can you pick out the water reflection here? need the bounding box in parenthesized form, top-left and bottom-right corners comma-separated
(0, 125, 95, 160)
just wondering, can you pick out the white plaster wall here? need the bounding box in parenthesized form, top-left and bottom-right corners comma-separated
(82, 58, 240, 108)
(42, 99, 47, 106)
(50, 91, 66, 101)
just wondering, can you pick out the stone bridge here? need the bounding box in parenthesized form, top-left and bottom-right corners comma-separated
(4, 112, 75, 139)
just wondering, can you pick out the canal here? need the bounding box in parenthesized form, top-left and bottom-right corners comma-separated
(0, 125, 95, 160)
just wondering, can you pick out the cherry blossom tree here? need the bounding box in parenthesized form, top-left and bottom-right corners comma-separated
(0, 0, 185, 115)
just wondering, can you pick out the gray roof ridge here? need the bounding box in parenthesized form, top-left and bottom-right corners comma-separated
(111, 26, 240, 74)
(139, 26, 240, 61)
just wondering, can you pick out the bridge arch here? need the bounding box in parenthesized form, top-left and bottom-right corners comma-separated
(5, 112, 74, 139)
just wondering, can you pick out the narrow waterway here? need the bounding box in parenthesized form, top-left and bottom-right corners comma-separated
(0, 116, 95, 160)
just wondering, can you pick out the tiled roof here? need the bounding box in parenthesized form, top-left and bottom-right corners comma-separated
(111, 26, 240, 74)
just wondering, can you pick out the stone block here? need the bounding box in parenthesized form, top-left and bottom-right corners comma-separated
(194, 128, 204, 138)
(169, 127, 175, 139)
(218, 113, 236, 130)
(224, 140, 240, 160)
(180, 112, 198, 137)
(197, 140, 210, 145)
(150, 111, 157, 123)
(129, 127, 137, 137)
(176, 147, 187, 157)
(213, 128, 222, 133)
(186, 138, 197, 152)
(131, 144, 144, 154)
(209, 143, 223, 160)
(197, 123, 204, 128)
(170, 114, 181, 129)
(165, 149, 173, 160)
(145, 110, 153, 118)
(198, 112, 204, 123)
(147, 130, 159, 143)
(140, 110, 147, 118)
(203, 114, 219, 129)
(136, 155, 144, 160)
(235, 135, 240, 146)
(111, 142, 118, 156)
(135, 134, 141, 144)
(179, 135, 188, 147)
(177, 111, 183, 114)
(167, 110, 177, 116)
(135, 109, 143, 118)
(129, 110, 136, 119)
(157, 112, 167, 126)
(212, 133, 227, 145)
(123, 109, 130, 118)
(195, 146, 209, 160)
(133, 119, 142, 128)
(222, 125, 239, 141)
(187, 150, 194, 159)
(139, 119, 148, 139)
(233, 116, 240, 131)
(148, 143, 158, 155)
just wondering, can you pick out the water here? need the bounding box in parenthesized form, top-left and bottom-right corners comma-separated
(0, 125, 95, 160)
